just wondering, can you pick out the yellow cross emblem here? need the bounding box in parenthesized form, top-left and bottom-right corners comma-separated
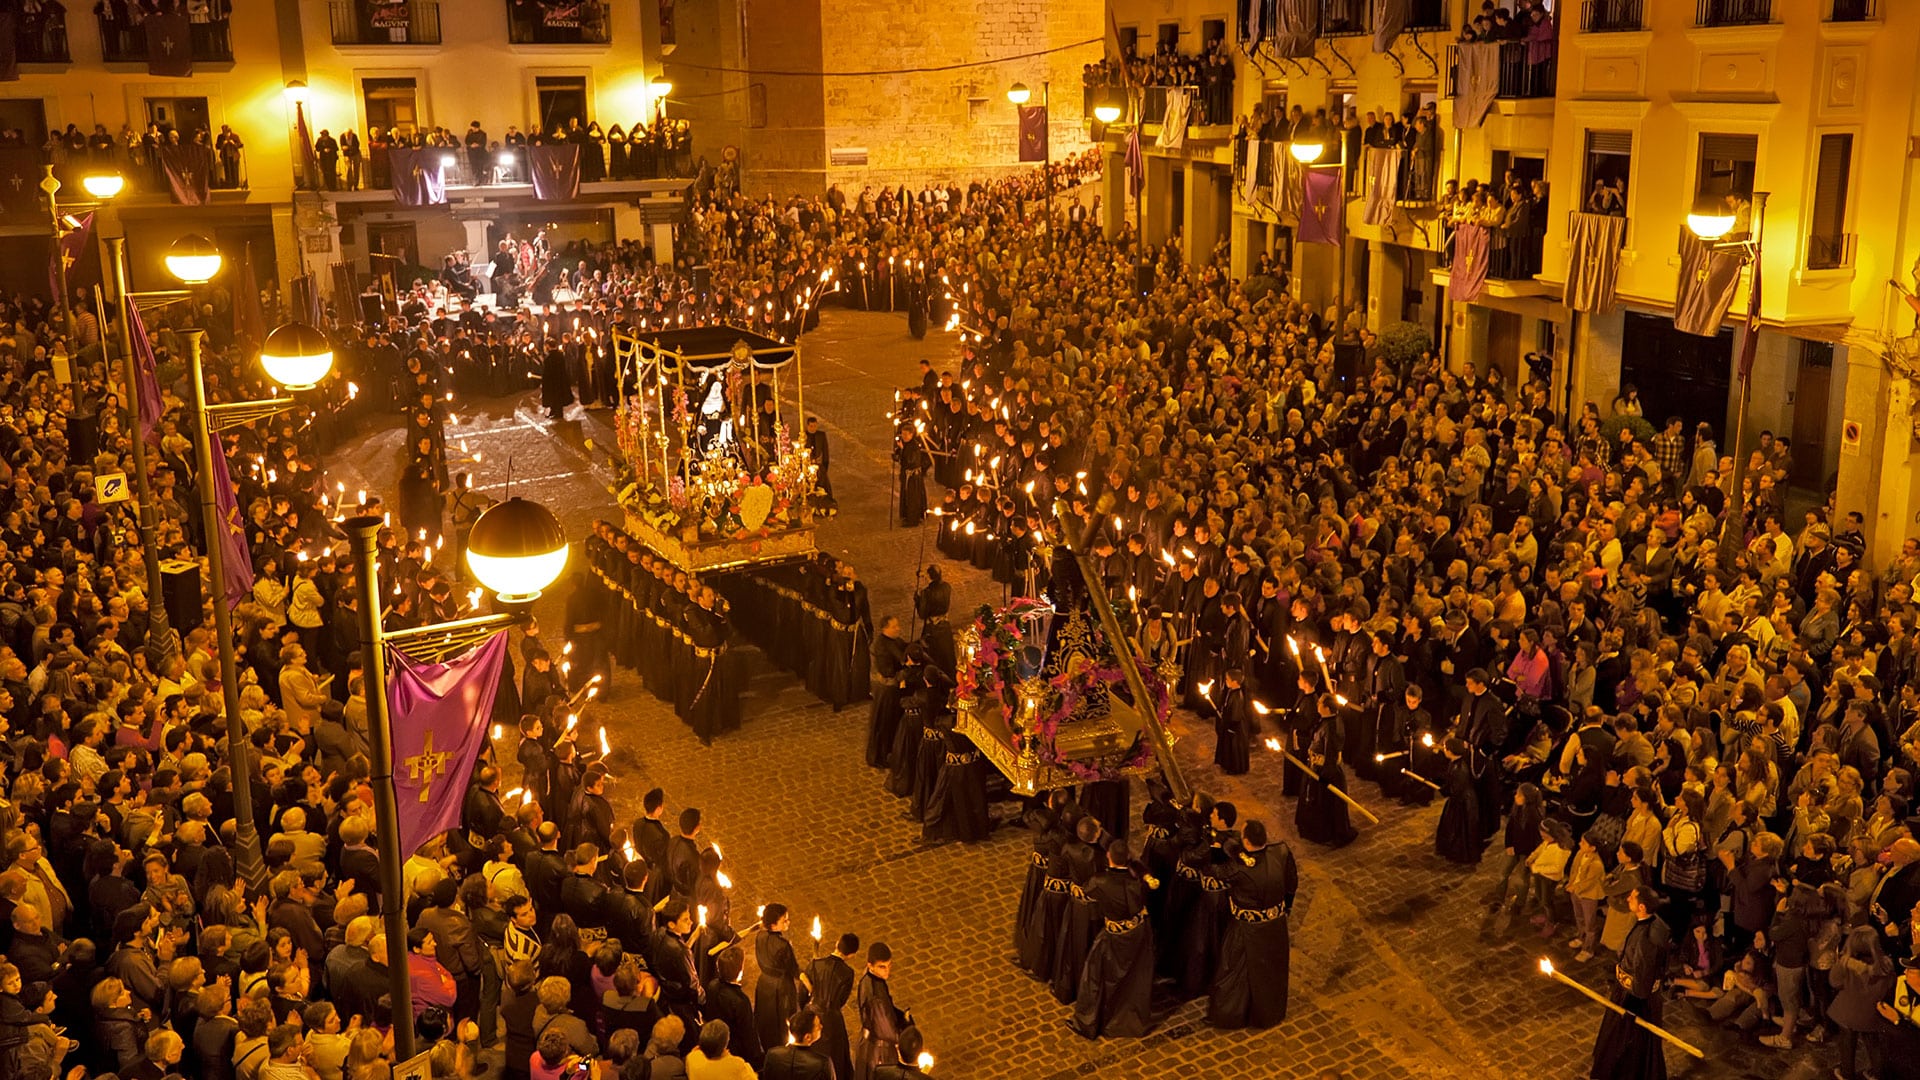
(405, 730, 451, 802)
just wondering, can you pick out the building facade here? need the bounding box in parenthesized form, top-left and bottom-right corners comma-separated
(1098, 0, 1920, 569)
(669, 0, 1103, 195)
(0, 1, 678, 307)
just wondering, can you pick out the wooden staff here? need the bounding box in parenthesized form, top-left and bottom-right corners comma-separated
(1536, 960, 1704, 1059)
(709, 919, 763, 956)
(1263, 738, 1380, 825)
(1400, 768, 1442, 792)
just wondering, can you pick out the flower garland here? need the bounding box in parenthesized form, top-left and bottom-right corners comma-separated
(1027, 661, 1165, 782)
(953, 597, 1050, 710)
(956, 597, 1168, 783)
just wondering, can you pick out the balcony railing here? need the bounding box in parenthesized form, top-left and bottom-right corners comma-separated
(96, 14, 234, 63)
(329, 1, 442, 45)
(1582, 0, 1643, 31)
(1447, 42, 1557, 101)
(1697, 0, 1772, 27)
(1321, 0, 1369, 36)
(505, 0, 611, 45)
(1828, 0, 1874, 21)
(17, 9, 68, 63)
(1807, 233, 1855, 271)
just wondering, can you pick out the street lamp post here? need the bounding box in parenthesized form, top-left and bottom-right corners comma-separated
(342, 494, 568, 1061)
(44, 167, 126, 337)
(168, 233, 337, 888)
(1007, 81, 1053, 252)
(1688, 189, 1771, 568)
(105, 232, 188, 668)
(1290, 132, 1347, 339)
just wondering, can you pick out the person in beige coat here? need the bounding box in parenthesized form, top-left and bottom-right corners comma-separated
(278, 645, 329, 730)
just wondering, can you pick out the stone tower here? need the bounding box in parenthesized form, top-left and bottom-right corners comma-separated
(667, 0, 1103, 195)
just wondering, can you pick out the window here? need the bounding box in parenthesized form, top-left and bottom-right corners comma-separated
(1583, 0, 1644, 32)
(1696, 132, 1758, 201)
(328, 1, 444, 46)
(1697, 0, 1772, 26)
(506, 0, 612, 45)
(1156, 22, 1180, 53)
(1117, 26, 1140, 58)
(534, 77, 588, 137)
(1322, 0, 1368, 35)
(363, 78, 420, 139)
(1583, 130, 1632, 213)
(1408, 0, 1449, 30)
(1201, 19, 1225, 48)
(16, 4, 69, 63)
(0, 98, 48, 150)
(146, 97, 210, 139)
(1807, 133, 1854, 269)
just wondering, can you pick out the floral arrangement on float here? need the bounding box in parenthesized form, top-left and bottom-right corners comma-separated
(954, 595, 1166, 788)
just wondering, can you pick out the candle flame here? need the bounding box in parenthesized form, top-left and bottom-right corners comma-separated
(1252, 701, 1270, 715)
(598, 728, 610, 756)
(1538, 958, 1554, 975)
(1422, 732, 1436, 747)
(566, 712, 579, 730)
(716, 870, 732, 889)
(491, 724, 503, 740)
(917, 1053, 935, 1070)
(698, 904, 708, 928)
(1264, 738, 1283, 751)
(810, 915, 822, 941)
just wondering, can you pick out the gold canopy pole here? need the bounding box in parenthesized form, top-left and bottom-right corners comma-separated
(1052, 500, 1190, 803)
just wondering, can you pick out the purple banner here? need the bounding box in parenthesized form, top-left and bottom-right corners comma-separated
(129, 302, 165, 446)
(387, 633, 510, 857)
(0, 148, 39, 218)
(146, 11, 193, 77)
(1018, 105, 1048, 163)
(160, 143, 214, 206)
(1298, 165, 1343, 246)
(1451, 223, 1491, 303)
(207, 428, 255, 607)
(234, 244, 266, 350)
(529, 143, 581, 201)
(389, 147, 447, 206)
(49, 210, 91, 310)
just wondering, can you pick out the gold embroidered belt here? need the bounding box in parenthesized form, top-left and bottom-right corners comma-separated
(944, 752, 978, 766)
(1104, 910, 1148, 934)
(1175, 864, 1200, 881)
(1231, 901, 1285, 923)
(1142, 825, 1171, 841)
(923, 727, 944, 741)
(1200, 875, 1227, 891)
(1069, 884, 1090, 901)
(1043, 877, 1069, 893)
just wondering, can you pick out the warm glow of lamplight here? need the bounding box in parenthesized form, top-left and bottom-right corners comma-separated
(1290, 140, 1324, 163)
(82, 172, 124, 199)
(1687, 193, 1736, 241)
(260, 321, 335, 389)
(1006, 81, 1031, 104)
(165, 233, 223, 284)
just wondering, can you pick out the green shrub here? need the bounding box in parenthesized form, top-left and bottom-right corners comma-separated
(1600, 414, 1656, 446)
(1377, 320, 1433, 366)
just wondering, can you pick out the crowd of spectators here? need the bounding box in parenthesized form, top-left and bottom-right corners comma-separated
(1083, 39, 1236, 128)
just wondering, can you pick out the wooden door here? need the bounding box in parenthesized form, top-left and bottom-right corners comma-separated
(1488, 309, 1522, 384)
(1790, 341, 1833, 489)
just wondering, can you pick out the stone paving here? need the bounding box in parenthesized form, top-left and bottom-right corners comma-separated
(330, 308, 1837, 1080)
